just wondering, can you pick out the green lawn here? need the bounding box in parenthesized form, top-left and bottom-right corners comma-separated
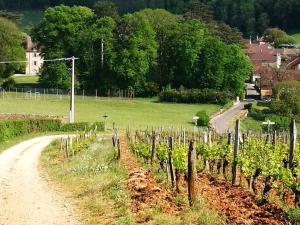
(0, 96, 221, 129)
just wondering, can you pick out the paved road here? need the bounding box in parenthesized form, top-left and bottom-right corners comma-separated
(0, 136, 80, 225)
(210, 100, 253, 133)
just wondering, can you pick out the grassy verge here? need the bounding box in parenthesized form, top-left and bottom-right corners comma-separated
(40, 135, 134, 225)
(0, 96, 221, 128)
(0, 131, 64, 153)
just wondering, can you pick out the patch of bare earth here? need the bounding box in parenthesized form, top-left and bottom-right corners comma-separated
(196, 173, 287, 225)
(119, 136, 180, 223)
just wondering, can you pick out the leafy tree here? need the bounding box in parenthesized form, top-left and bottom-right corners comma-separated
(171, 19, 206, 87)
(264, 27, 296, 47)
(113, 13, 158, 93)
(0, 17, 25, 78)
(39, 62, 71, 89)
(93, 1, 119, 20)
(223, 44, 252, 96)
(76, 16, 116, 91)
(183, 1, 243, 44)
(136, 8, 179, 86)
(32, 5, 94, 89)
(195, 36, 227, 90)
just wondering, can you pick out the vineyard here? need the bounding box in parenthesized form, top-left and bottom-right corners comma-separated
(123, 119, 299, 224)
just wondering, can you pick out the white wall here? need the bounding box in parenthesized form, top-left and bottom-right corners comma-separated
(26, 51, 43, 75)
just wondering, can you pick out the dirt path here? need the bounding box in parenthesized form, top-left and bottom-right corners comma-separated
(0, 136, 80, 225)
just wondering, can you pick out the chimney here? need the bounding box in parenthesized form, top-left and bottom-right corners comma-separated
(277, 53, 282, 69)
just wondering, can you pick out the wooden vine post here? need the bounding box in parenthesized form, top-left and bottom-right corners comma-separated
(150, 132, 156, 164)
(168, 137, 175, 188)
(232, 120, 240, 185)
(188, 138, 196, 206)
(117, 138, 121, 161)
(288, 119, 297, 169)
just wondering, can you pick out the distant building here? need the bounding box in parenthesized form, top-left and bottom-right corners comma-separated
(25, 36, 43, 76)
(245, 41, 300, 98)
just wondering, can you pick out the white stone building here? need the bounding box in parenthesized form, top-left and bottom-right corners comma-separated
(25, 37, 43, 75)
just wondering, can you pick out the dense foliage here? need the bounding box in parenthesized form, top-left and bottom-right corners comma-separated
(159, 88, 233, 105)
(0, 17, 25, 78)
(1, 0, 299, 36)
(32, 5, 252, 95)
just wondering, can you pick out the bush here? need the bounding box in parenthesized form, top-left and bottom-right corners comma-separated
(196, 111, 209, 126)
(159, 88, 233, 105)
(1, 77, 16, 89)
(0, 119, 104, 142)
(60, 122, 90, 132)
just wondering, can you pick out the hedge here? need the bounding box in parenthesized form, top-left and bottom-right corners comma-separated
(159, 88, 233, 105)
(0, 119, 104, 142)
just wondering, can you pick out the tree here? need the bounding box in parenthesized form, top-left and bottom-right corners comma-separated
(223, 44, 252, 96)
(76, 16, 116, 91)
(171, 19, 206, 87)
(32, 5, 94, 89)
(136, 8, 179, 86)
(195, 36, 227, 90)
(0, 17, 25, 78)
(264, 27, 296, 47)
(113, 13, 158, 93)
(93, 1, 119, 20)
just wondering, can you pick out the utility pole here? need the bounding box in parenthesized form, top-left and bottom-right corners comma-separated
(101, 36, 104, 68)
(70, 56, 77, 123)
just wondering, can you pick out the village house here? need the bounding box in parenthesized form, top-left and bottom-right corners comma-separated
(25, 36, 43, 76)
(245, 40, 300, 98)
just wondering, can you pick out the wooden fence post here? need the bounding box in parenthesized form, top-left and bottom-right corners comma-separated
(232, 120, 240, 185)
(188, 138, 196, 206)
(289, 119, 297, 169)
(168, 137, 175, 188)
(65, 138, 69, 159)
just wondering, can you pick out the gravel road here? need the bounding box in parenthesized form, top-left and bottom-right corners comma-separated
(0, 136, 80, 225)
(210, 101, 252, 133)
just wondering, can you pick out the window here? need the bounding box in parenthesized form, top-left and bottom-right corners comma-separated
(34, 61, 37, 66)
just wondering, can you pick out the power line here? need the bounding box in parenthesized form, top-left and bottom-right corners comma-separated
(0, 57, 78, 64)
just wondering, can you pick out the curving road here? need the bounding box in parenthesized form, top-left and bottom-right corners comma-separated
(0, 136, 80, 225)
(210, 100, 252, 133)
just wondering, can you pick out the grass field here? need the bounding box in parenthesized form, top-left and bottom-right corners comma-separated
(0, 96, 221, 128)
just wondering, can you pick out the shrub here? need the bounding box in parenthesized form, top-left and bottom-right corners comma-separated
(0, 119, 104, 142)
(159, 88, 233, 105)
(60, 122, 90, 132)
(196, 111, 209, 126)
(1, 77, 16, 89)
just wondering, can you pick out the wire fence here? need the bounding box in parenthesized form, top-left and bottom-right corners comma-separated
(0, 88, 135, 100)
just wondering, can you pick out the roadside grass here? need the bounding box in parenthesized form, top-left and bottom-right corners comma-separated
(40, 135, 134, 225)
(41, 135, 227, 225)
(0, 96, 221, 128)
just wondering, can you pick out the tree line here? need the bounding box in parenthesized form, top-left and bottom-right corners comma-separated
(1, 0, 300, 36)
(30, 4, 251, 96)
